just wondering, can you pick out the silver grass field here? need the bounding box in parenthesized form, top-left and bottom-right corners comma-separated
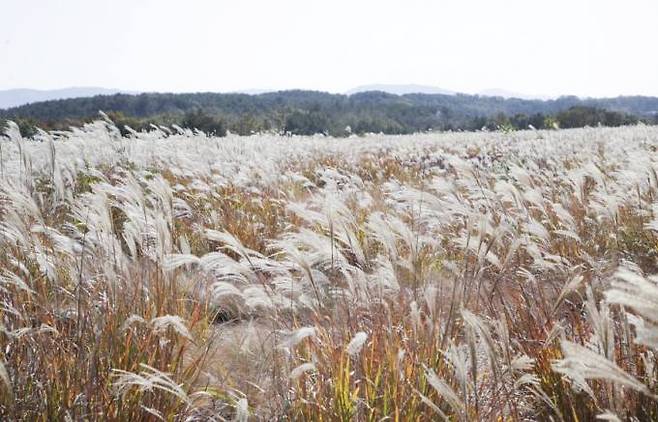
(1, 118, 658, 420)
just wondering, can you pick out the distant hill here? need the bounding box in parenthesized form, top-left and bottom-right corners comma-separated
(347, 85, 553, 100)
(477, 88, 551, 100)
(2, 89, 657, 137)
(0, 87, 138, 109)
(346, 84, 456, 96)
(229, 88, 274, 95)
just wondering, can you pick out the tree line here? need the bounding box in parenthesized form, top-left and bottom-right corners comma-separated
(1, 90, 657, 137)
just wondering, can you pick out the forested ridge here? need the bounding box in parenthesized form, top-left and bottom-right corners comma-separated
(2, 90, 658, 136)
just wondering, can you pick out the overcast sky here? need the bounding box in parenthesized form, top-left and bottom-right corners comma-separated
(2, 0, 657, 97)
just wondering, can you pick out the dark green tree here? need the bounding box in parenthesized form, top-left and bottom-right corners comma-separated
(181, 110, 227, 136)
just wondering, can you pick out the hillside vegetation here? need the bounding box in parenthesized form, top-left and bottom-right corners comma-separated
(2, 90, 657, 137)
(1, 120, 658, 419)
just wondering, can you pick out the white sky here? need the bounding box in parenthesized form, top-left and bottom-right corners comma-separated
(2, 0, 657, 97)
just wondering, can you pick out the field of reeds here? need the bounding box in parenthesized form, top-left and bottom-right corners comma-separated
(1, 117, 658, 420)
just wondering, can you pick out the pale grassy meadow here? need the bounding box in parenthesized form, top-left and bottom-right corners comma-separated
(1, 119, 658, 420)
